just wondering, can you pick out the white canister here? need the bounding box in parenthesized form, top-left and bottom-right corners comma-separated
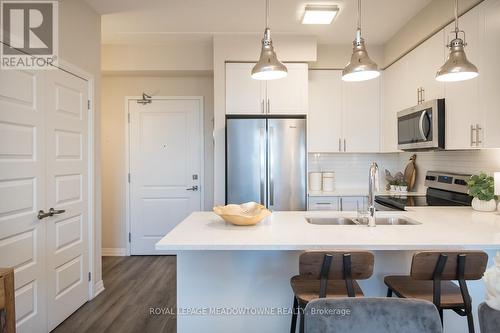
(322, 172, 335, 192)
(309, 172, 322, 191)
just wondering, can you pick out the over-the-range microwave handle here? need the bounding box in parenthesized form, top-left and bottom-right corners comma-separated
(419, 110, 428, 141)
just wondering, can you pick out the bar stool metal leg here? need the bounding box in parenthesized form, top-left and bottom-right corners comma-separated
(290, 297, 298, 333)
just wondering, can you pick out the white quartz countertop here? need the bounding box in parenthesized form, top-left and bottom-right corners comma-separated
(156, 207, 500, 251)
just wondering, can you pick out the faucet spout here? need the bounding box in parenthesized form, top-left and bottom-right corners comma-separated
(368, 162, 379, 227)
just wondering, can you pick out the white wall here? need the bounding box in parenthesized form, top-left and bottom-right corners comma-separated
(59, 0, 102, 291)
(102, 42, 213, 72)
(101, 75, 214, 249)
(310, 44, 384, 70)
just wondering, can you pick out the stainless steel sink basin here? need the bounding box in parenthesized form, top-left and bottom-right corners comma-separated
(306, 216, 421, 226)
(306, 217, 357, 225)
(354, 217, 421, 225)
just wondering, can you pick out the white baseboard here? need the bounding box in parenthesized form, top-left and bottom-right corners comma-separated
(93, 279, 105, 298)
(102, 247, 127, 256)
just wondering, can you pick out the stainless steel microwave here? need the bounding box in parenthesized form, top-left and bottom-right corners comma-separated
(397, 99, 445, 151)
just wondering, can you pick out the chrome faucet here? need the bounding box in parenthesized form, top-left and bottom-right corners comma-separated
(368, 162, 379, 227)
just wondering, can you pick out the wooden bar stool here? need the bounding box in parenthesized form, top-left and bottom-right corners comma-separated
(0, 268, 15, 333)
(385, 251, 488, 333)
(290, 251, 374, 333)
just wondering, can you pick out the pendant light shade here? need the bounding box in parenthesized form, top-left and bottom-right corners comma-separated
(436, 0, 478, 82)
(342, 0, 380, 82)
(251, 0, 287, 80)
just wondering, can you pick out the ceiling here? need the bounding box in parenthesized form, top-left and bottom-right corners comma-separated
(85, 0, 433, 45)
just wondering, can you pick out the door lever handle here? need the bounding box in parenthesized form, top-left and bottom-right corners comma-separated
(49, 208, 66, 215)
(38, 210, 51, 220)
(186, 185, 199, 191)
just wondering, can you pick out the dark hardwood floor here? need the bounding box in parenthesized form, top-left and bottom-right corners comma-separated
(52, 256, 176, 333)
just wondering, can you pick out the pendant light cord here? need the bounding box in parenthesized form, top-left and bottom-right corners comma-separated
(454, 0, 459, 37)
(356, 0, 362, 42)
(266, 0, 270, 28)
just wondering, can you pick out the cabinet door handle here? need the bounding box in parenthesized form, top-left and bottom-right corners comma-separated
(344, 139, 346, 152)
(267, 99, 270, 114)
(261, 100, 264, 113)
(339, 138, 342, 152)
(471, 125, 476, 146)
(476, 124, 482, 146)
(417, 88, 421, 104)
(421, 88, 425, 103)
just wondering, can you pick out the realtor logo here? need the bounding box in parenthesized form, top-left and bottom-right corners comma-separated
(1, 1, 58, 69)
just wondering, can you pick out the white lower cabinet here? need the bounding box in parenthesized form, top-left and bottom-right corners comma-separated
(308, 196, 367, 211)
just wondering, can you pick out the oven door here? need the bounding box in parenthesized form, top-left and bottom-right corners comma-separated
(397, 99, 444, 151)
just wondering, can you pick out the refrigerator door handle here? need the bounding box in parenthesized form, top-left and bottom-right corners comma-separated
(259, 127, 266, 205)
(269, 126, 274, 207)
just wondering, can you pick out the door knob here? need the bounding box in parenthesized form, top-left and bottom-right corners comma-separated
(49, 208, 66, 215)
(38, 210, 51, 220)
(186, 185, 199, 191)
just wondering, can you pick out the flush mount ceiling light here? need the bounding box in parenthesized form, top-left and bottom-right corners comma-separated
(436, 0, 478, 82)
(251, 0, 288, 80)
(302, 4, 339, 24)
(342, 0, 380, 82)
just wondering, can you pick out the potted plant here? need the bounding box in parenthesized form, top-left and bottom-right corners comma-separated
(389, 180, 398, 192)
(467, 172, 498, 212)
(398, 180, 408, 193)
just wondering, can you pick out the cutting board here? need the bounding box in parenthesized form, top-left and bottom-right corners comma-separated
(404, 154, 417, 191)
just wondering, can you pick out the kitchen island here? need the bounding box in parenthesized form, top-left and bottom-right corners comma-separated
(156, 208, 500, 333)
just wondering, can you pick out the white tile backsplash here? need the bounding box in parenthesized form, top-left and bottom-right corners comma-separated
(308, 153, 399, 190)
(308, 149, 500, 192)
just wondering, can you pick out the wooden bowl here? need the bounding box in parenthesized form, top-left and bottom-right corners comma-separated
(213, 202, 271, 226)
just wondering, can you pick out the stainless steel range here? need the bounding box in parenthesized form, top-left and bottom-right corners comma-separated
(375, 171, 472, 211)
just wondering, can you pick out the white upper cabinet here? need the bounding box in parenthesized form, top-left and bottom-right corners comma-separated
(266, 63, 308, 114)
(444, 7, 481, 149)
(226, 63, 266, 115)
(225, 62, 308, 115)
(308, 70, 380, 153)
(479, 0, 500, 148)
(308, 70, 342, 152)
(405, 31, 446, 103)
(381, 58, 408, 152)
(342, 77, 380, 152)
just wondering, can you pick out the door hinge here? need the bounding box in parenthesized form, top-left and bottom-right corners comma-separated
(87, 100, 91, 110)
(128, 113, 130, 123)
(128, 232, 131, 243)
(88, 272, 91, 282)
(128, 173, 131, 183)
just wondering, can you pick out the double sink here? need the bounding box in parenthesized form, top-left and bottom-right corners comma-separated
(306, 216, 421, 226)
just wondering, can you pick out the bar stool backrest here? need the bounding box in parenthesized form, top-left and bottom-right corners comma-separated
(410, 251, 488, 280)
(299, 251, 374, 280)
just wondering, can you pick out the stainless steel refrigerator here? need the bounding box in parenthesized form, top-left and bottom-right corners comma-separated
(226, 116, 307, 211)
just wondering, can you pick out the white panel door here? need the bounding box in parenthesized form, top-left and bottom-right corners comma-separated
(0, 70, 47, 333)
(308, 70, 342, 152)
(226, 63, 266, 115)
(130, 99, 202, 254)
(342, 78, 380, 152)
(44, 70, 89, 331)
(266, 63, 308, 114)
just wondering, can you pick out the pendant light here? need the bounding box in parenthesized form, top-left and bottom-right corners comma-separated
(342, 0, 380, 82)
(436, 0, 478, 82)
(251, 0, 288, 80)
